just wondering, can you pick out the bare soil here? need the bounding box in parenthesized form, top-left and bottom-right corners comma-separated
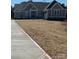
(16, 20, 67, 59)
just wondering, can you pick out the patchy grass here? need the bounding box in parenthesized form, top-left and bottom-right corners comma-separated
(16, 20, 67, 59)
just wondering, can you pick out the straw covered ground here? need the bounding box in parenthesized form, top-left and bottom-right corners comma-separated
(16, 19, 67, 59)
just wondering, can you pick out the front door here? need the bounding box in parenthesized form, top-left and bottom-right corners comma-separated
(25, 11, 30, 19)
(31, 10, 37, 19)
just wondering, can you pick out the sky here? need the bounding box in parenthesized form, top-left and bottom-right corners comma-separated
(11, 0, 67, 7)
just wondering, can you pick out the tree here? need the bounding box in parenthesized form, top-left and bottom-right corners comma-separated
(11, 6, 14, 19)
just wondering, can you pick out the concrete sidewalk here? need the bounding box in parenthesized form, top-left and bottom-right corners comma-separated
(11, 20, 51, 59)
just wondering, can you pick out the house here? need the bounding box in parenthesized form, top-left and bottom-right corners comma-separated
(13, 0, 67, 20)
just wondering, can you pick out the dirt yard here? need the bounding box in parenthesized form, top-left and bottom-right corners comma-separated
(16, 20, 67, 59)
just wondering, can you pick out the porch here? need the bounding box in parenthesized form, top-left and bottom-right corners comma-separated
(14, 10, 44, 19)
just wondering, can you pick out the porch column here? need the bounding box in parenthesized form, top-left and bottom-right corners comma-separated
(46, 10, 48, 19)
(30, 9, 31, 19)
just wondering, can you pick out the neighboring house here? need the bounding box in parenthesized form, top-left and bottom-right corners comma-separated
(13, 0, 67, 19)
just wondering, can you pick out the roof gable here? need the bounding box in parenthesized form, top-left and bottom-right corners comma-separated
(33, 2, 49, 10)
(24, 3, 38, 10)
(51, 3, 64, 9)
(45, 0, 65, 9)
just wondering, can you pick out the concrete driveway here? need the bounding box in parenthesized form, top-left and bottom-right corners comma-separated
(11, 20, 51, 59)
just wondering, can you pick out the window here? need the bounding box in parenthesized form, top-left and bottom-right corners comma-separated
(53, 9, 61, 16)
(54, 10, 56, 15)
(48, 9, 51, 16)
(62, 10, 66, 16)
(57, 10, 59, 15)
(52, 10, 54, 16)
(60, 10, 64, 16)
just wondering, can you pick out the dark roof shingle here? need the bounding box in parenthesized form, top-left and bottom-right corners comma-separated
(14, 2, 49, 11)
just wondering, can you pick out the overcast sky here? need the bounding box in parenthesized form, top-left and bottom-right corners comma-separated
(11, 0, 67, 6)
